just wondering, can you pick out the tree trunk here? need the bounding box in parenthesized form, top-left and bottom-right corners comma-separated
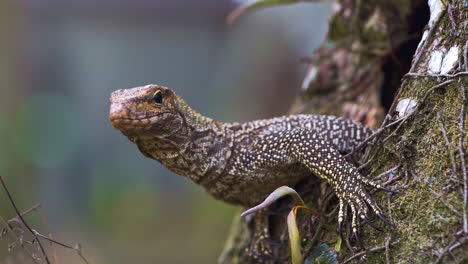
(219, 0, 467, 263)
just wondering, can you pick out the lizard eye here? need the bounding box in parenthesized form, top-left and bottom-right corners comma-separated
(153, 90, 163, 104)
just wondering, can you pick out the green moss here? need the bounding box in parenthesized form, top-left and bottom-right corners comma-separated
(328, 16, 352, 42)
(336, 78, 467, 263)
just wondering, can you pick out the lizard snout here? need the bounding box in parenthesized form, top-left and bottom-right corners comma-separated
(109, 90, 153, 131)
(109, 101, 130, 129)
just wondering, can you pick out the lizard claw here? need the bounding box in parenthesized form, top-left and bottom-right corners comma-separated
(338, 221, 344, 240)
(361, 215, 383, 232)
(377, 212, 395, 230)
(357, 175, 397, 195)
(353, 230, 366, 251)
(337, 181, 391, 249)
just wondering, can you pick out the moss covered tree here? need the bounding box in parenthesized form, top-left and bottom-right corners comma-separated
(220, 0, 467, 263)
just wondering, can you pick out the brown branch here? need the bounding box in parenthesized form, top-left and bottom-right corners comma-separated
(7, 203, 42, 224)
(357, 147, 381, 170)
(385, 236, 391, 264)
(0, 176, 91, 264)
(458, 81, 467, 234)
(436, 112, 457, 179)
(36, 204, 59, 264)
(373, 165, 401, 181)
(0, 176, 51, 264)
(384, 194, 394, 264)
(0, 215, 40, 264)
(464, 40, 468, 71)
(343, 240, 399, 264)
(345, 118, 403, 159)
(33, 231, 90, 264)
(368, 165, 401, 195)
(434, 237, 467, 264)
(447, 4, 456, 29)
(404, 71, 468, 79)
(428, 187, 461, 217)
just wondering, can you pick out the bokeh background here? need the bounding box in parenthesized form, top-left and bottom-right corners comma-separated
(0, 0, 331, 263)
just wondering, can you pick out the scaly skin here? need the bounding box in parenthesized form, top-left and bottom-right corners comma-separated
(109, 84, 388, 241)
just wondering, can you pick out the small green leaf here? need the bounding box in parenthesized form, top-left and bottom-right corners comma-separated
(227, 0, 299, 24)
(334, 236, 342, 252)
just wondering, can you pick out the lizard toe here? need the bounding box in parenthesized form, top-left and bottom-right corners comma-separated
(337, 198, 347, 239)
(349, 202, 366, 250)
(357, 174, 397, 194)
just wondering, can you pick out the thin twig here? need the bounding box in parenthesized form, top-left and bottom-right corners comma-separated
(434, 237, 466, 264)
(428, 187, 461, 217)
(8, 203, 42, 224)
(345, 118, 402, 159)
(373, 165, 401, 181)
(0, 182, 91, 264)
(37, 204, 59, 264)
(448, 238, 465, 252)
(368, 165, 402, 195)
(357, 148, 381, 170)
(404, 71, 468, 79)
(386, 193, 394, 225)
(33, 231, 90, 264)
(447, 4, 456, 29)
(0, 176, 51, 264)
(34, 231, 74, 250)
(382, 79, 455, 143)
(419, 79, 456, 100)
(385, 237, 391, 264)
(376, 173, 405, 194)
(385, 194, 394, 264)
(0, 215, 40, 264)
(458, 81, 467, 234)
(343, 240, 399, 264)
(436, 112, 457, 178)
(2, 203, 45, 262)
(463, 41, 468, 71)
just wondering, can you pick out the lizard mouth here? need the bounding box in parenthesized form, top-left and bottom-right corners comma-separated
(109, 100, 153, 130)
(110, 116, 153, 130)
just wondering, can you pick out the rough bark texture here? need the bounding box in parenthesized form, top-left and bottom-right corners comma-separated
(219, 0, 467, 263)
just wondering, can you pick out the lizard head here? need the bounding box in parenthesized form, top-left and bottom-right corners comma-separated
(109, 84, 188, 137)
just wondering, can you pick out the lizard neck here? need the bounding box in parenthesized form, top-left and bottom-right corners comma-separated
(132, 101, 232, 182)
(175, 96, 214, 132)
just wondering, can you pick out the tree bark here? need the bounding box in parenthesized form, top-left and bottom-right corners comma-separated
(219, 0, 467, 263)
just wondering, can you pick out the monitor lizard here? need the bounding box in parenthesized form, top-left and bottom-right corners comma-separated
(109, 84, 391, 254)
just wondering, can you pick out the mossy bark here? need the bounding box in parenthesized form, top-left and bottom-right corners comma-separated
(219, 0, 467, 263)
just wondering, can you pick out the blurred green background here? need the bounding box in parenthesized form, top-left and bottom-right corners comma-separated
(0, 0, 331, 263)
